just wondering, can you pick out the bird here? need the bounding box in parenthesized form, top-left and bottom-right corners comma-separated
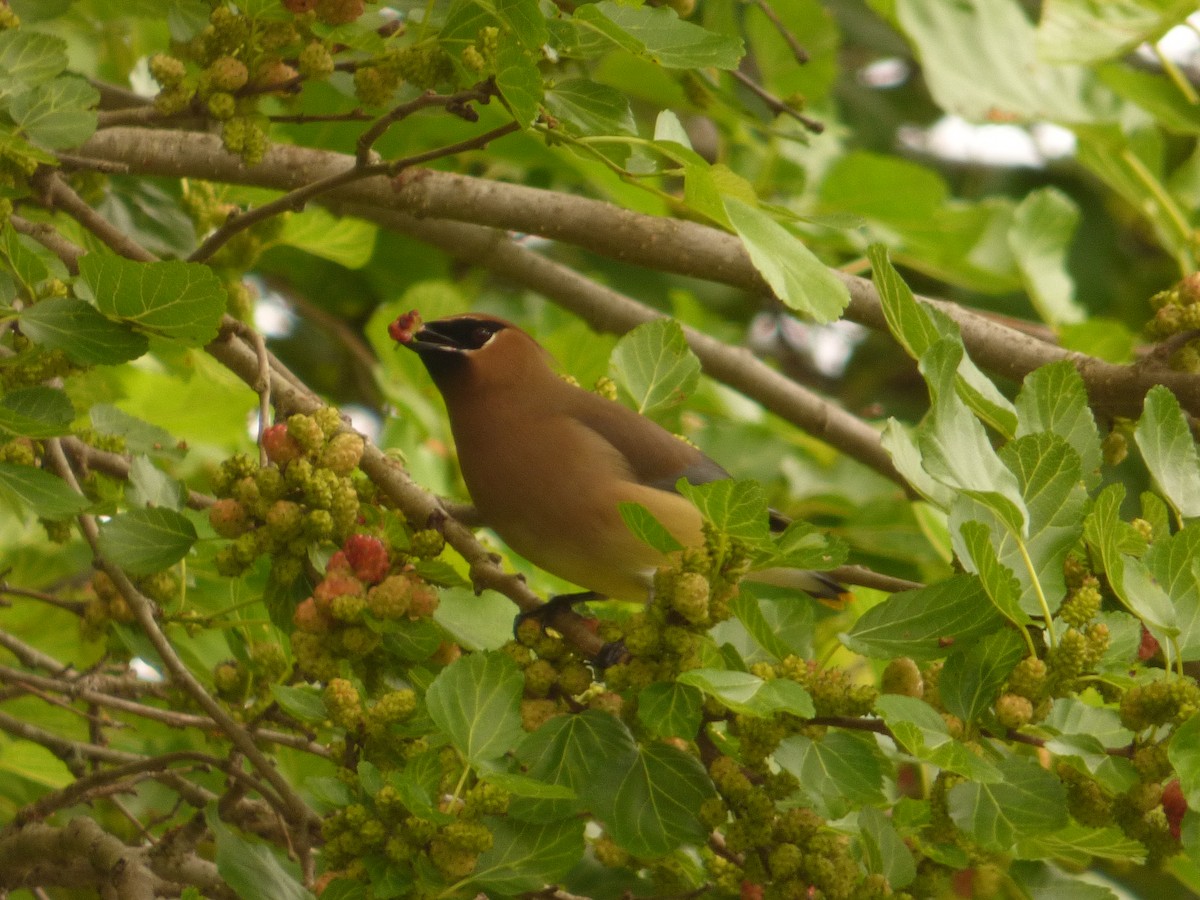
(389, 310, 847, 612)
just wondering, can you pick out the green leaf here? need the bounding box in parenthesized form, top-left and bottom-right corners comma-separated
(470, 817, 585, 893)
(677, 668, 814, 718)
(1135, 385, 1200, 520)
(209, 811, 313, 900)
(917, 339, 1025, 527)
(874, 694, 1002, 782)
(1144, 524, 1200, 660)
(0, 461, 89, 519)
(514, 710, 637, 823)
(127, 455, 184, 511)
(97, 507, 197, 575)
(1171, 713, 1200, 809)
(732, 587, 814, 661)
(544, 78, 636, 136)
(1014, 822, 1147, 865)
(675, 478, 771, 544)
(834, 164, 1021, 294)
(495, 42, 542, 127)
(1010, 860, 1123, 900)
(270, 684, 327, 724)
(1, 221, 57, 291)
(880, 418, 956, 507)
(637, 681, 702, 740)
(276, 208, 377, 269)
(1015, 361, 1102, 483)
(19, 297, 148, 365)
(602, 742, 714, 857)
(756, 519, 848, 572)
(8, 76, 99, 149)
(1058, 318, 1135, 364)
(724, 197, 849, 324)
(90, 404, 181, 457)
(425, 651, 525, 767)
(80, 252, 226, 345)
(1037, 0, 1196, 63)
(953, 432, 1086, 621)
(842, 575, 1006, 661)
(618, 502, 684, 553)
(859, 805, 918, 888)
(482, 772, 576, 800)
(1074, 125, 1190, 269)
(1009, 188, 1085, 326)
(939, 629, 1026, 724)
(892, 0, 1118, 123)
(575, 1, 744, 69)
(775, 731, 887, 820)
(958, 520, 1029, 627)
(0, 386, 74, 438)
(0, 29, 68, 99)
(870, 246, 1017, 437)
(947, 754, 1070, 852)
(1084, 482, 1178, 637)
(608, 318, 701, 419)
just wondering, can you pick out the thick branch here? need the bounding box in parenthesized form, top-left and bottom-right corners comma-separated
(77, 127, 1199, 422)
(69, 129, 901, 484)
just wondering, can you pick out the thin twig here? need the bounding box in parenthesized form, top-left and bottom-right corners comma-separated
(751, 0, 809, 63)
(355, 83, 495, 165)
(188, 162, 384, 264)
(43, 439, 319, 829)
(729, 69, 824, 133)
(39, 173, 159, 263)
(383, 119, 520, 173)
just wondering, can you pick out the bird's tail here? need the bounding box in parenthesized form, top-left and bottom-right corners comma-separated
(745, 567, 853, 609)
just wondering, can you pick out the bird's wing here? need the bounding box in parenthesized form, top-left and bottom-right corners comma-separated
(568, 392, 726, 488)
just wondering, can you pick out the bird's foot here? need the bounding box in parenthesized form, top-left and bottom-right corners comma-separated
(594, 639, 627, 669)
(513, 590, 603, 640)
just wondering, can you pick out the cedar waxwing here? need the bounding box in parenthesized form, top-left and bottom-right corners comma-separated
(390, 311, 846, 606)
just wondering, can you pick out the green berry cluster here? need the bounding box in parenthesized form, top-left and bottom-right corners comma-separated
(507, 619, 600, 731)
(211, 641, 288, 715)
(771, 655, 877, 719)
(603, 543, 744, 693)
(209, 410, 363, 583)
(706, 757, 874, 899)
(1148, 272, 1200, 338)
(147, 4, 346, 165)
(321, 765, 510, 887)
(1119, 676, 1200, 732)
(353, 41, 455, 107)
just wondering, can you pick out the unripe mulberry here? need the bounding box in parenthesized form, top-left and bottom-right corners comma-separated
(366, 574, 412, 619)
(209, 498, 249, 538)
(324, 678, 362, 729)
(995, 693, 1034, 729)
(149, 54, 187, 87)
(322, 432, 364, 475)
(294, 597, 332, 633)
(208, 56, 249, 92)
(298, 41, 334, 78)
(671, 571, 710, 625)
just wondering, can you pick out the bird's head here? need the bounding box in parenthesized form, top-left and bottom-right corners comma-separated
(388, 310, 550, 390)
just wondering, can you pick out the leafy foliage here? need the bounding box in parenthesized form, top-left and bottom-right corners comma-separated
(0, 1, 1199, 899)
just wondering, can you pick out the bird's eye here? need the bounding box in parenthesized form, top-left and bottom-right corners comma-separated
(470, 325, 496, 347)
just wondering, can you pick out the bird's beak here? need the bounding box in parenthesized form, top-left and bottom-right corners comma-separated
(389, 311, 462, 356)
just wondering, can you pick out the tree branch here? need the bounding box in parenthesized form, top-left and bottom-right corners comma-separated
(78, 127, 1199, 424)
